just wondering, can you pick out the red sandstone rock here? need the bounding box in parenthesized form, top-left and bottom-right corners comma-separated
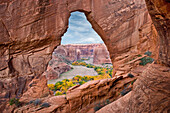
(53, 44, 112, 63)
(97, 64, 170, 113)
(11, 76, 135, 113)
(93, 44, 112, 64)
(45, 62, 71, 80)
(20, 76, 50, 103)
(0, 0, 153, 80)
(0, 0, 169, 112)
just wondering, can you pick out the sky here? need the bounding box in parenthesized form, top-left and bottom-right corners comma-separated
(61, 12, 104, 44)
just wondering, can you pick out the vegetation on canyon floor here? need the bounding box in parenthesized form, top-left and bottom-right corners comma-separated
(48, 61, 113, 95)
(48, 51, 153, 96)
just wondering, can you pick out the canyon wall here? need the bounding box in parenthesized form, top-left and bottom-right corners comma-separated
(97, 1, 170, 112)
(0, 0, 169, 112)
(93, 44, 111, 64)
(53, 44, 111, 63)
(45, 44, 111, 80)
(145, 0, 170, 66)
(0, 0, 151, 80)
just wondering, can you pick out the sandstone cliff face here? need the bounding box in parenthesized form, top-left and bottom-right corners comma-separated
(93, 44, 111, 64)
(145, 0, 170, 66)
(0, 0, 169, 112)
(0, 0, 151, 79)
(53, 44, 111, 63)
(96, 0, 170, 112)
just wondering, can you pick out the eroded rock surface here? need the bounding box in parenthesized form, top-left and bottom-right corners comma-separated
(145, 0, 170, 66)
(0, 0, 152, 79)
(93, 44, 111, 64)
(0, 0, 169, 112)
(97, 64, 170, 113)
(13, 76, 136, 113)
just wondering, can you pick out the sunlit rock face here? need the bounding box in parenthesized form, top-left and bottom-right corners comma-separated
(53, 44, 111, 63)
(0, 0, 169, 112)
(93, 44, 112, 64)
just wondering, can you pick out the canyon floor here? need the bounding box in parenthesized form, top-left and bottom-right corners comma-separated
(48, 57, 112, 84)
(48, 65, 98, 84)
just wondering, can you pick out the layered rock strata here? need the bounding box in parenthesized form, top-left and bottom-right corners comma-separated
(97, 64, 170, 113)
(53, 44, 111, 63)
(0, 0, 152, 79)
(0, 0, 169, 112)
(12, 76, 136, 113)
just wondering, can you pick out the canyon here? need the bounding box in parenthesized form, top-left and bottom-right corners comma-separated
(45, 44, 111, 80)
(52, 44, 111, 64)
(0, 0, 169, 113)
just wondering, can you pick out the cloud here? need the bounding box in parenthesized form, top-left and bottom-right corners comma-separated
(61, 12, 104, 44)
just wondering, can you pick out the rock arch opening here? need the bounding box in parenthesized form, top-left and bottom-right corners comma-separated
(46, 11, 113, 96)
(0, 0, 169, 112)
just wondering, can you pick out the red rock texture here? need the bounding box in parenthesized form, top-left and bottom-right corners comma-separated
(0, 0, 151, 79)
(0, 0, 169, 112)
(145, 0, 170, 66)
(97, 64, 170, 113)
(93, 44, 112, 64)
(45, 62, 71, 80)
(12, 76, 136, 113)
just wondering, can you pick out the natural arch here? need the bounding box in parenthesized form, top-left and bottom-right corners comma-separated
(0, 0, 169, 112)
(0, 0, 152, 79)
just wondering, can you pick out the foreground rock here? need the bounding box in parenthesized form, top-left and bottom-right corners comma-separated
(9, 76, 136, 113)
(97, 64, 170, 113)
(0, 0, 169, 112)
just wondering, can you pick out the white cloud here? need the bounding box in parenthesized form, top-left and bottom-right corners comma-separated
(61, 12, 104, 44)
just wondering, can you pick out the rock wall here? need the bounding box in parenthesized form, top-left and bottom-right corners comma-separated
(97, 64, 170, 113)
(93, 44, 111, 64)
(53, 44, 111, 63)
(0, 0, 169, 112)
(145, 0, 170, 66)
(97, 1, 170, 112)
(0, 0, 151, 79)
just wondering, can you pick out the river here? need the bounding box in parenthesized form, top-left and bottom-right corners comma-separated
(48, 65, 98, 84)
